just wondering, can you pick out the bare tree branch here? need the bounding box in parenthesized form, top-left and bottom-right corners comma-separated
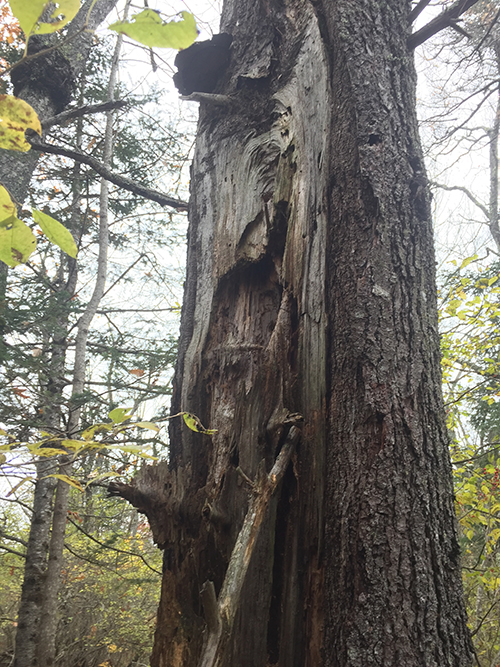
(0, 544, 26, 558)
(66, 517, 161, 574)
(409, 0, 432, 23)
(28, 138, 189, 210)
(0, 530, 28, 548)
(409, 0, 481, 49)
(41, 100, 129, 129)
(431, 181, 489, 218)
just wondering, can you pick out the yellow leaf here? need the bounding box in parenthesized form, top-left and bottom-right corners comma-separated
(61, 439, 85, 451)
(0, 94, 41, 152)
(135, 421, 160, 432)
(182, 412, 218, 435)
(81, 423, 112, 440)
(47, 473, 84, 491)
(6, 477, 32, 496)
(0, 216, 37, 267)
(459, 254, 478, 270)
(28, 447, 67, 457)
(106, 444, 158, 460)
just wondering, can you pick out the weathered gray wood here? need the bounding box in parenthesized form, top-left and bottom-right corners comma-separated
(198, 425, 300, 667)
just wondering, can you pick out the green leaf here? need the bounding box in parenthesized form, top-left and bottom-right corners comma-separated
(8, 0, 80, 36)
(32, 209, 78, 257)
(0, 186, 17, 223)
(47, 473, 84, 491)
(0, 215, 37, 267)
(0, 94, 41, 152)
(135, 421, 160, 432)
(182, 412, 218, 435)
(109, 407, 133, 424)
(109, 10, 198, 49)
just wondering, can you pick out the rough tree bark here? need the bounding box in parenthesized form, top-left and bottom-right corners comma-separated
(111, 0, 474, 665)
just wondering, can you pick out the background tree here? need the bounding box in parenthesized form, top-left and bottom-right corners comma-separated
(0, 489, 163, 667)
(411, 4, 500, 661)
(0, 2, 193, 665)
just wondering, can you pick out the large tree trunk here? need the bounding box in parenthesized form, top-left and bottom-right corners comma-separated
(113, 0, 473, 665)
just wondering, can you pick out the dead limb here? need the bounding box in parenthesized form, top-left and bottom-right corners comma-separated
(28, 138, 189, 210)
(409, 0, 480, 49)
(198, 424, 301, 667)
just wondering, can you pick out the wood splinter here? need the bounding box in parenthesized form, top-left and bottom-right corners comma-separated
(198, 424, 301, 667)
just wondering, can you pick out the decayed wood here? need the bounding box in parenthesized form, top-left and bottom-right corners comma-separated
(198, 424, 300, 667)
(157, 5, 331, 662)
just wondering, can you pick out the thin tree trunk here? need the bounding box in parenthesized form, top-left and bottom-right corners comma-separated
(488, 47, 500, 251)
(35, 12, 126, 663)
(13, 460, 57, 667)
(13, 261, 79, 667)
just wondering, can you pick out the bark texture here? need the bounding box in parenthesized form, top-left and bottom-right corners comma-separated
(13, 461, 57, 667)
(321, 2, 471, 665)
(115, 0, 473, 665)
